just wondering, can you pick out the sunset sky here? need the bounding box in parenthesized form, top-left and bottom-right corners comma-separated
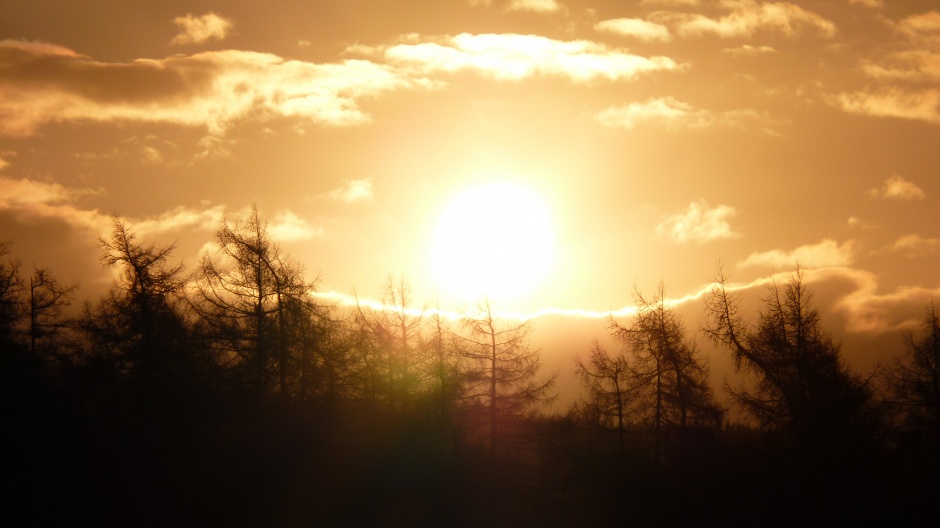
(2, 0, 939, 378)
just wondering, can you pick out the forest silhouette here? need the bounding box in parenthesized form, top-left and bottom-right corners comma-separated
(3, 208, 938, 527)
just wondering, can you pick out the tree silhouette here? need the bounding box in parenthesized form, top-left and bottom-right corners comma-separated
(574, 339, 632, 454)
(885, 303, 940, 464)
(458, 299, 556, 458)
(353, 275, 425, 410)
(191, 205, 313, 400)
(610, 283, 722, 464)
(82, 219, 199, 407)
(0, 241, 23, 350)
(27, 267, 79, 361)
(703, 267, 875, 459)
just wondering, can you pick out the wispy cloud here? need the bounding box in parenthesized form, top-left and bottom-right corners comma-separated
(848, 0, 884, 8)
(722, 44, 776, 56)
(597, 97, 710, 129)
(130, 204, 225, 236)
(881, 234, 940, 259)
(656, 200, 740, 244)
(0, 175, 235, 237)
(653, 0, 837, 39)
(596, 96, 777, 132)
(896, 11, 940, 37)
(268, 211, 324, 241)
(868, 174, 926, 200)
(325, 178, 374, 203)
(595, 18, 671, 42)
(640, 0, 701, 6)
(506, 0, 564, 14)
(738, 238, 856, 269)
(359, 33, 682, 83)
(171, 13, 233, 45)
(833, 89, 940, 125)
(822, 267, 940, 333)
(863, 50, 940, 82)
(0, 40, 428, 137)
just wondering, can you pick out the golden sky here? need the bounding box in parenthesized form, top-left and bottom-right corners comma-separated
(2, 0, 939, 372)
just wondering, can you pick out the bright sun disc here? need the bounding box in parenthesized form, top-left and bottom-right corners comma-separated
(430, 182, 555, 303)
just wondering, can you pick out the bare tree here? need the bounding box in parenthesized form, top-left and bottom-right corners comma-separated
(191, 205, 313, 400)
(458, 299, 556, 458)
(353, 275, 425, 410)
(575, 339, 632, 453)
(27, 267, 79, 361)
(0, 241, 24, 348)
(885, 303, 940, 463)
(611, 283, 722, 463)
(703, 267, 874, 455)
(82, 220, 197, 403)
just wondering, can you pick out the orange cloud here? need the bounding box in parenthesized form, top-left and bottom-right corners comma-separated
(897, 11, 940, 37)
(882, 234, 940, 259)
(737, 238, 857, 270)
(868, 174, 926, 200)
(325, 178, 374, 203)
(0, 41, 427, 136)
(366, 33, 681, 83)
(654, 0, 837, 39)
(596, 96, 776, 132)
(171, 12, 233, 45)
(506, 0, 564, 13)
(268, 211, 324, 241)
(834, 88, 940, 125)
(655, 200, 741, 244)
(595, 18, 672, 42)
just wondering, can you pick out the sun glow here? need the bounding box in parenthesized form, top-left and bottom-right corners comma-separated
(429, 181, 556, 304)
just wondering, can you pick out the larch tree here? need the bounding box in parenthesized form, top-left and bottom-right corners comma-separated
(885, 303, 940, 463)
(191, 205, 314, 401)
(353, 275, 424, 410)
(27, 267, 79, 361)
(702, 267, 875, 459)
(611, 283, 722, 464)
(82, 220, 198, 406)
(458, 299, 556, 458)
(574, 339, 632, 454)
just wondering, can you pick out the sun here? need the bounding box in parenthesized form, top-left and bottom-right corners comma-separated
(429, 181, 556, 304)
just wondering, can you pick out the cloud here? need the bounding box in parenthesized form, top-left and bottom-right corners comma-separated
(595, 18, 671, 42)
(848, 0, 883, 8)
(863, 50, 940, 82)
(897, 11, 940, 37)
(268, 211, 324, 241)
(0, 175, 234, 237)
(0, 40, 428, 136)
(597, 97, 710, 129)
(130, 204, 226, 236)
(818, 267, 940, 333)
(0, 176, 105, 230)
(596, 96, 777, 131)
(738, 238, 857, 269)
(655, 200, 740, 244)
(868, 174, 926, 200)
(506, 0, 563, 13)
(833, 88, 940, 125)
(882, 234, 940, 259)
(171, 13, 233, 45)
(640, 0, 701, 5)
(847, 216, 878, 230)
(723, 44, 776, 55)
(654, 0, 837, 39)
(325, 178, 374, 203)
(362, 33, 682, 83)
